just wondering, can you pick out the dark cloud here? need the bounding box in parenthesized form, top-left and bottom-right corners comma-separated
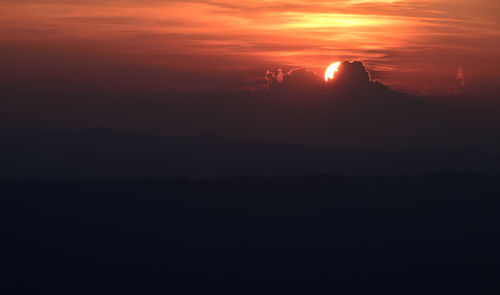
(329, 61, 371, 86)
(2, 59, 500, 153)
(447, 66, 500, 97)
(461, 74, 500, 97)
(266, 60, 394, 98)
(456, 66, 466, 87)
(266, 68, 322, 92)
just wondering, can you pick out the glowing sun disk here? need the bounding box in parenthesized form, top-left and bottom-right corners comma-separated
(325, 62, 341, 81)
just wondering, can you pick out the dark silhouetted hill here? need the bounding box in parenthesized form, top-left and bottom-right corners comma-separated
(1, 173, 499, 294)
(2, 129, 500, 178)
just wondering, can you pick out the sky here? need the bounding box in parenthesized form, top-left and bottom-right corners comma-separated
(1, 0, 499, 92)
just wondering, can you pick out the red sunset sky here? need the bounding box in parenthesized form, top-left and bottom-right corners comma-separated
(1, 0, 499, 93)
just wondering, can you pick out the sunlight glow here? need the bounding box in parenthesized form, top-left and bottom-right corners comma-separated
(325, 62, 341, 81)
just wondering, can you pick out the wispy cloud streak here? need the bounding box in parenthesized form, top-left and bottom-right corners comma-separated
(0, 0, 498, 91)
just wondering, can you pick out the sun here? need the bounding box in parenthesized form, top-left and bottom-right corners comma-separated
(325, 62, 341, 82)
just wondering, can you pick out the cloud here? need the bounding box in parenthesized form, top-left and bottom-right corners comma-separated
(448, 66, 500, 97)
(266, 68, 323, 92)
(2, 54, 500, 152)
(266, 60, 393, 98)
(3, 68, 500, 152)
(3, 0, 499, 93)
(447, 66, 466, 95)
(462, 74, 500, 97)
(330, 61, 371, 85)
(265, 68, 284, 84)
(456, 66, 465, 87)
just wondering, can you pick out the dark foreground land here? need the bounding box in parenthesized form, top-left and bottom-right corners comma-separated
(1, 173, 500, 294)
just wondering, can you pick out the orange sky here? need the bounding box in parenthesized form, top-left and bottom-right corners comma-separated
(1, 0, 499, 92)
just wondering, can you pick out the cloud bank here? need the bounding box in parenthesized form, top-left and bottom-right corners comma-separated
(3, 59, 499, 152)
(266, 61, 393, 97)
